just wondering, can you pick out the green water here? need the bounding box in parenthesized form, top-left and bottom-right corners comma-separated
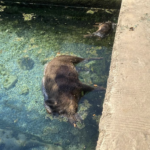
(0, 3, 119, 150)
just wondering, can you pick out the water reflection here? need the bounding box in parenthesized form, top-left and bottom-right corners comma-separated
(0, 3, 119, 150)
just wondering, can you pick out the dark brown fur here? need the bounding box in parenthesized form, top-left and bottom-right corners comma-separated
(84, 22, 112, 38)
(42, 55, 105, 123)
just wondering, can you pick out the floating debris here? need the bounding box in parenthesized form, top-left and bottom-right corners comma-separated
(14, 119, 18, 123)
(73, 123, 77, 128)
(86, 10, 95, 14)
(22, 13, 35, 21)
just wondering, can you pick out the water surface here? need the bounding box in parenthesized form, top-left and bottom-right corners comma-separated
(0, 3, 119, 150)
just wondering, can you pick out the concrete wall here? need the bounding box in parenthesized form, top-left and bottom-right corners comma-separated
(2, 0, 121, 9)
(96, 0, 150, 149)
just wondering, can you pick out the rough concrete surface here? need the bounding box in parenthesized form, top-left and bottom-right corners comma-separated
(96, 0, 150, 150)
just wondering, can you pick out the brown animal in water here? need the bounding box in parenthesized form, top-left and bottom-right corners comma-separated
(84, 21, 112, 38)
(42, 55, 105, 124)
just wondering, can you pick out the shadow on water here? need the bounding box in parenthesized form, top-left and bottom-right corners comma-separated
(0, 2, 119, 150)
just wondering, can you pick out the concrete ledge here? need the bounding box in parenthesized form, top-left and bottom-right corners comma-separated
(96, 0, 150, 149)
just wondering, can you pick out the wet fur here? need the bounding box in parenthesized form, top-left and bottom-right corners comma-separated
(42, 55, 104, 123)
(84, 22, 112, 38)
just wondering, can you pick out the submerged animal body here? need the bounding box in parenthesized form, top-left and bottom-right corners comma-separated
(42, 55, 105, 123)
(84, 21, 112, 38)
(93, 22, 112, 38)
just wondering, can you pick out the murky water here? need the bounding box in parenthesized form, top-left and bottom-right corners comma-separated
(0, 2, 119, 150)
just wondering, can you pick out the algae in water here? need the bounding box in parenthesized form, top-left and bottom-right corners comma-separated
(18, 56, 34, 70)
(3, 75, 18, 90)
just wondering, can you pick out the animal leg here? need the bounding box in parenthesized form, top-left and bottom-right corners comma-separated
(80, 82, 95, 93)
(58, 55, 103, 64)
(94, 86, 106, 91)
(80, 82, 106, 93)
(83, 57, 103, 62)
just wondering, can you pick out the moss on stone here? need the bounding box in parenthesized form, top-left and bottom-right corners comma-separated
(84, 100, 92, 108)
(70, 128, 79, 135)
(91, 73, 101, 84)
(80, 112, 88, 120)
(19, 84, 29, 95)
(92, 114, 101, 124)
(3, 75, 18, 90)
(0, 64, 8, 76)
(62, 117, 68, 122)
(79, 71, 92, 85)
(43, 126, 59, 135)
(78, 105, 87, 112)
(45, 114, 54, 120)
(78, 99, 91, 120)
(76, 122, 85, 129)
